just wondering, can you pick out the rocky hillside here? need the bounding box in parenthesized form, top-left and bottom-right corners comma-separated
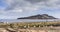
(18, 14, 56, 19)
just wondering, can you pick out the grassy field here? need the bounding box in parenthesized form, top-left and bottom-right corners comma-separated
(0, 21, 60, 32)
(0, 21, 60, 28)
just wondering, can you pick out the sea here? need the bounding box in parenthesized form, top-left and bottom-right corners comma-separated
(0, 19, 60, 23)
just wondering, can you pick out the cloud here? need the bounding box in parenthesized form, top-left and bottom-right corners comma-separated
(0, 0, 60, 19)
(4, 0, 37, 10)
(5, 0, 60, 11)
(25, 0, 48, 3)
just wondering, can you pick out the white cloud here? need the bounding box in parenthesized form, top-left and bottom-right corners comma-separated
(5, 0, 60, 11)
(0, 0, 60, 19)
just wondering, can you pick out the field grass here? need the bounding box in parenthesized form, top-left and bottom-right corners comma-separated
(0, 21, 60, 32)
(0, 21, 60, 29)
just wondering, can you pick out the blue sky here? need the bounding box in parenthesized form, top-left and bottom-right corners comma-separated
(0, 0, 60, 19)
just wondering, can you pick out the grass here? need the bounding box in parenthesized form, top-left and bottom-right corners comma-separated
(0, 21, 60, 28)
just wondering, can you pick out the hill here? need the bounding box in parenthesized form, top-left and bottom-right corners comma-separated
(18, 14, 56, 19)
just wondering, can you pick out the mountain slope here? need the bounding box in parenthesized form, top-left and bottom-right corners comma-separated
(18, 14, 57, 19)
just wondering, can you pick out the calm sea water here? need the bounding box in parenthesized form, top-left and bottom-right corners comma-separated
(0, 19, 59, 23)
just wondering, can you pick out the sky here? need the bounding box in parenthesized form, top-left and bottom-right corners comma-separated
(0, 0, 60, 19)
